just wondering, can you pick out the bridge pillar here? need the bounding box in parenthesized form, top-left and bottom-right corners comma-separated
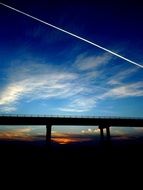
(46, 125, 52, 143)
(106, 127, 110, 139)
(99, 125, 110, 139)
(100, 127, 104, 138)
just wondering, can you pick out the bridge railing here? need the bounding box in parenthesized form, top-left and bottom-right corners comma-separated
(0, 114, 143, 120)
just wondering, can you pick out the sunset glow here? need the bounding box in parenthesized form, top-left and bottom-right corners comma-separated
(52, 137, 80, 144)
(0, 128, 33, 141)
(52, 131, 94, 144)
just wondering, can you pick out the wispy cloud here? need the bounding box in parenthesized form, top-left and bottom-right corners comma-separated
(59, 97, 96, 113)
(0, 52, 142, 113)
(0, 106, 17, 113)
(101, 82, 143, 99)
(75, 53, 112, 71)
(0, 128, 33, 141)
(0, 55, 102, 113)
(0, 61, 79, 111)
(0, 83, 26, 105)
(107, 67, 139, 85)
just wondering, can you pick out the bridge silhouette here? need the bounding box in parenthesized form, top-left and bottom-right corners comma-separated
(0, 115, 143, 142)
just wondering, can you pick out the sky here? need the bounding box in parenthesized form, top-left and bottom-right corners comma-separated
(0, 0, 143, 142)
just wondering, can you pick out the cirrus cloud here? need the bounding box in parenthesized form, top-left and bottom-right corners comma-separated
(0, 52, 142, 114)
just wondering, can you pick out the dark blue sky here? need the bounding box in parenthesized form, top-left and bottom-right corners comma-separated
(0, 0, 143, 117)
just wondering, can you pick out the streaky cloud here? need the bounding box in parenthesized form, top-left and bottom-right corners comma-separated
(75, 53, 112, 71)
(0, 62, 78, 106)
(101, 82, 143, 99)
(0, 2, 143, 68)
(0, 53, 142, 113)
(59, 97, 96, 113)
(107, 67, 139, 85)
(0, 127, 33, 141)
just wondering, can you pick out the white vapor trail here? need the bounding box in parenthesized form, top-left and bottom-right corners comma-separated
(0, 2, 143, 68)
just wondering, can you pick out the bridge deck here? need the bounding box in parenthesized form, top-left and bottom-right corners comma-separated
(0, 115, 143, 126)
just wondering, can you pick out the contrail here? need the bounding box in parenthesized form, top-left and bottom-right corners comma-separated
(0, 2, 143, 68)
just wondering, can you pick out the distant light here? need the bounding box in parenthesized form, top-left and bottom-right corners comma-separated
(81, 130, 85, 133)
(88, 128, 92, 132)
(94, 129, 100, 133)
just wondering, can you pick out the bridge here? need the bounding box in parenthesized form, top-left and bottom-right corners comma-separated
(0, 115, 143, 142)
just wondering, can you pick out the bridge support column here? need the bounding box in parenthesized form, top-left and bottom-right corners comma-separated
(99, 125, 110, 139)
(46, 125, 52, 143)
(100, 127, 104, 138)
(106, 127, 110, 139)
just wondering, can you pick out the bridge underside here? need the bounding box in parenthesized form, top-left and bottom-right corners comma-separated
(0, 115, 143, 143)
(45, 124, 111, 143)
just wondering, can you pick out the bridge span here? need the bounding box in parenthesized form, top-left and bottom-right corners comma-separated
(0, 115, 143, 142)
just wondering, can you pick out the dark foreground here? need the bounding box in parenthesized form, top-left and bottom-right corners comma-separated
(1, 137, 143, 165)
(1, 138, 143, 185)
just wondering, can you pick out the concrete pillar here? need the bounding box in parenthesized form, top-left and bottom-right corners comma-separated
(99, 126, 104, 139)
(46, 125, 52, 143)
(100, 127, 104, 138)
(106, 127, 110, 139)
(99, 125, 110, 139)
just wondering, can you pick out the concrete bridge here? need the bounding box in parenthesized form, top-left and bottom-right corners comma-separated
(0, 115, 143, 142)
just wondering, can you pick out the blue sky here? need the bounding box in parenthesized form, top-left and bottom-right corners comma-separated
(0, 0, 143, 118)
